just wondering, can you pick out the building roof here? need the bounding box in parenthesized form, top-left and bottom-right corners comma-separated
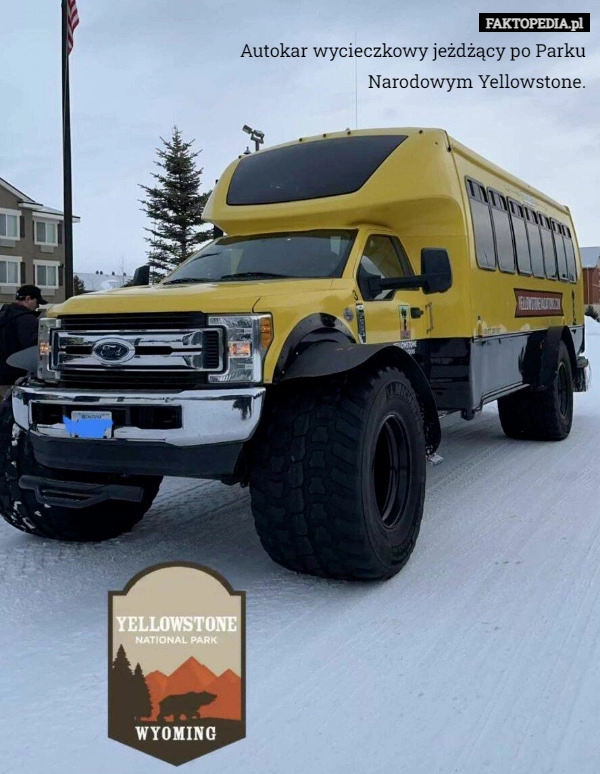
(581, 247, 600, 269)
(0, 176, 79, 220)
(0, 176, 37, 203)
(75, 272, 131, 292)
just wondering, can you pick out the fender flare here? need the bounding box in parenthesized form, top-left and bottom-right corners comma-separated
(274, 314, 356, 382)
(281, 340, 441, 454)
(522, 326, 577, 388)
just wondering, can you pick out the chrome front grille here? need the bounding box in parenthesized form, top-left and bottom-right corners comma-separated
(54, 313, 224, 390)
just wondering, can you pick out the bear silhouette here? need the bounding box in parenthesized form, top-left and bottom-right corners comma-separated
(158, 691, 217, 722)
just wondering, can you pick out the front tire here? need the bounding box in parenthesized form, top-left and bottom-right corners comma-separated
(248, 366, 427, 580)
(0, 397, 162, 541)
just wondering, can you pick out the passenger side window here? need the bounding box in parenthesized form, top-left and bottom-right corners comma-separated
(508, 200, 531, 275)
(564, 228, 577, 282)
(539, 214, 557, 279)
(466, 179, 496, 270)
(488, 190, 515, 273)
(551, 220, 569, 281)
(358, 235, 412, 301)
(524, 207, 545, 278)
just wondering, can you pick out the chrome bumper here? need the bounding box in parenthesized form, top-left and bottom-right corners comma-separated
(12, 385, 266, 447)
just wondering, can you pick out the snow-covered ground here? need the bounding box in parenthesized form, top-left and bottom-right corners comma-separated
(2, 321, 600, 774)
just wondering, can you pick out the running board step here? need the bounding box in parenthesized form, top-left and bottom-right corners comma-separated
(19, 475, 145, 510)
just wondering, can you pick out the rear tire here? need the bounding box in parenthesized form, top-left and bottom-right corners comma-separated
(0, 397, 162, 541)
(498, 340, 573, 441)
(248, 366, 427, 580)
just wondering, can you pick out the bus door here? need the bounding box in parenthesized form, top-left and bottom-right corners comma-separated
(355, 233, 431, 350)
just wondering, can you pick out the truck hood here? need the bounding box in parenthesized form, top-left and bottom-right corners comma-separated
(50, 278, 336, 316)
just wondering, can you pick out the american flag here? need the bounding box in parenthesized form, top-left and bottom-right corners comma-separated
(67, 0, 80, 55)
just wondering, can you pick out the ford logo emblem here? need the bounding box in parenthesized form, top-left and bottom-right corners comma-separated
(91, 337, 136, 365)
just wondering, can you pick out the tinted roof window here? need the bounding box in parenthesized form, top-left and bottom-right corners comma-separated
(227, 135, 408, 205)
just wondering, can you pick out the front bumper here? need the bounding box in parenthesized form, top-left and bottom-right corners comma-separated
(12, 385, 266, 478)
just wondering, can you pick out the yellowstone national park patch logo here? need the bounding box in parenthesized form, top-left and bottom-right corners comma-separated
(108, 563, 245, 765)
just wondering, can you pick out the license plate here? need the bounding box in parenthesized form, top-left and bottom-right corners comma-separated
(65, 410, 113, 439)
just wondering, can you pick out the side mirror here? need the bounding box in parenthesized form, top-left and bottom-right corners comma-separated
(131, 264, 150, 286)
(367, 248, 453, 296)
(420, 248, 452, 294)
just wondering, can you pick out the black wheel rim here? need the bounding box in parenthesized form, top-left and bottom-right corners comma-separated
(371, 413, 410, 528)
(557, 362, 571, 418)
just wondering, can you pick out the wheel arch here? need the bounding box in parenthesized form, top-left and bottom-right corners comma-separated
(522, 325, 578, 389)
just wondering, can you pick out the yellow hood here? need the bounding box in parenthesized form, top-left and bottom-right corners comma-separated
(49, 278, 336, 316)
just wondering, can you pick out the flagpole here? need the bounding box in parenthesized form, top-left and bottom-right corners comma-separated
(61, 0, 74, 299)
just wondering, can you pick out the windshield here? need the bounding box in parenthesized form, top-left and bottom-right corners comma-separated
(163, 230, 357, 284)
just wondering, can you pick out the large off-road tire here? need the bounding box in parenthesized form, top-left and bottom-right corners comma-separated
(0, 397, 162, 541)
(248, 366, 427, 580)
(498, 340, 574, 441)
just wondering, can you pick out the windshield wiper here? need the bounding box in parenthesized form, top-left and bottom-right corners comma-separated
(219, 271, 291, 281)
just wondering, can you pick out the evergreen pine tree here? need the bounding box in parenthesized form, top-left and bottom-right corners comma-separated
(131, 663, 153, 721)
(73, 274, 86, 295)
(139, 126, 212, 277)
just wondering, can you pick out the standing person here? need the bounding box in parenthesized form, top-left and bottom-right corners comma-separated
(0, 285, 47, 393)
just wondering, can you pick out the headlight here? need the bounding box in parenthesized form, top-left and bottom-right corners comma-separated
(37, 317, 61, 382)
(207, 314, 273, 383)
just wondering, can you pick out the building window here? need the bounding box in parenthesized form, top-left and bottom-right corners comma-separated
(0, 256, 21, 284)
(34, 220, 59, 246)
(34, 261, 59, 287)
(0, 209, 20, 240)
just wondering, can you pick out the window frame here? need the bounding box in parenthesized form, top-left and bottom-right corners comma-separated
(508, 198, 532, 276)
(563, 229, 578, 283)
(356, 233, 414, 302)
(466, 177, 497, 271)
(538, 213, 558, 280)
(34, 259, 60, 288)
(0, 255, 22, 285)
(34, 219, 59, 247)
(488, 188, 516, 274)
(550, 218, 569, 282)
(0, 208, 20, 241)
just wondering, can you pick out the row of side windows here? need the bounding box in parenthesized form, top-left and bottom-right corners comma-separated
(466, 178, 577, 282)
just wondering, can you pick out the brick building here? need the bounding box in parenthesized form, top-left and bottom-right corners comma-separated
(581, 246, 600, 309)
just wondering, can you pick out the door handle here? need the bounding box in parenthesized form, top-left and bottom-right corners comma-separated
(426, 302, 434, 333)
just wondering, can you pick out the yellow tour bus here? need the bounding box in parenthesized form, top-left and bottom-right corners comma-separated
(3, 127, 589, 581)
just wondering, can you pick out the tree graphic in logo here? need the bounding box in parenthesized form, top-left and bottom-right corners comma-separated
(109, 645, 153, 730)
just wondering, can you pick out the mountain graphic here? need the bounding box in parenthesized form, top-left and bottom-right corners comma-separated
(206, 669, 242, 721)
(166, 657, 217, 695)
(142, 658, 241, 721)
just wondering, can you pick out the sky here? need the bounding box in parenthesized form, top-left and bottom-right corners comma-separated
(1, 0, 598, 275)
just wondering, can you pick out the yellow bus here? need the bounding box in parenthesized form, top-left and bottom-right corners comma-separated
(3, 128, 588, 581)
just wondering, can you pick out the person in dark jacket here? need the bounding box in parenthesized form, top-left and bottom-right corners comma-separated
(0, 284, 47, 389)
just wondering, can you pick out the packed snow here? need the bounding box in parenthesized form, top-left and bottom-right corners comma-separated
(2, 319, 599, 774)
